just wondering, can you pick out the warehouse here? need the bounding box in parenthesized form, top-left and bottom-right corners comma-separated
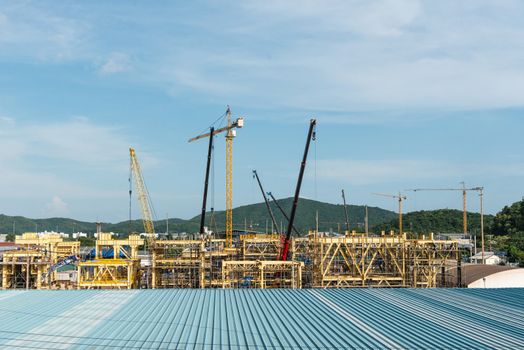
(0, 288, 523, 349)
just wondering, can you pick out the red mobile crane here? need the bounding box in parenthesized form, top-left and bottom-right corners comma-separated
(279, 119, 316, 261)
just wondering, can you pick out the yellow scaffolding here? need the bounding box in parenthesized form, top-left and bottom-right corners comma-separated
(1, 233, 80, 290)
(77, 233, 143, 290)
(222, 260, 304, 289)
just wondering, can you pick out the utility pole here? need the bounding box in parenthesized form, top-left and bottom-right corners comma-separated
(365, 205, 369, 235)
(480, 188, 485, 264)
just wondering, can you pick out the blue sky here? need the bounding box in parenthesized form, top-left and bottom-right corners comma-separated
(0, 1, 523, 222)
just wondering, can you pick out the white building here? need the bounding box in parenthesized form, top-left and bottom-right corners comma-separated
(72, 232, 88, 239)
(470, 252, 501, 265)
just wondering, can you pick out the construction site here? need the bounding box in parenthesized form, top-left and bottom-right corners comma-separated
(0, 112, 465, 291)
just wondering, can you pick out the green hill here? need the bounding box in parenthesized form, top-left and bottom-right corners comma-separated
(0, 198, 396, 237)
(373, 209, 494, 235)
(191, 197, 397, 235)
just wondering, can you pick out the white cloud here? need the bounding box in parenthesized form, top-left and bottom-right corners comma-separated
(0, 117, 158, 200)
(45, 196, 68, 216)
(99, 52, 132, 74)
(242, 0, 422, 37)
(0, 4, 87, 61)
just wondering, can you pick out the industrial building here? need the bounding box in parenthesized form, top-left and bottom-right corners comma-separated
(0, 288, 522, 349)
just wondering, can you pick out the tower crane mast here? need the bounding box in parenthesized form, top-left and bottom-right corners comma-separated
(189, 107, 244, 247)
(373, 192, 407, 235)
(129, 148, 155, 246)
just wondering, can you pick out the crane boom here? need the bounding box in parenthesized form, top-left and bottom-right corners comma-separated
(129, 148, 155, 243)
(253, 170, 279, 234)
(406, 184, 483, 236)
(199, 127, 214, 235)
(280, 118, 316, 261)
(267, 192, 301, 236)
(372, 192, 407, 235)
(341, 189, 350, 232)
(188, 118, 244, 143)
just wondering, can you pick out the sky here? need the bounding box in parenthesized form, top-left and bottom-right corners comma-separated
(0, 0, 523, 222)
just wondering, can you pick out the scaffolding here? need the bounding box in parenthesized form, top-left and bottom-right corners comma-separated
(77, 233, 143, 290)
(151, 240, 204, 289)
(1, 233, 80, 290)
(310, 232, 459, 288)
(1, 230, 459, 290)
(222, 260, 304, 289)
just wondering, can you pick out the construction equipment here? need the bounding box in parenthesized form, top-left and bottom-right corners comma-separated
(341, 189, 350, 232)
(406, 183, 483, 236)
(189, 107, 244, 247)
(267, 192, 300, 236)
(373, 192, 407, 235)
(129, 148, 156, 247)
(253, 170, 279, 234)
(199, 127, 214, 234)
(280, 119, 316, 261)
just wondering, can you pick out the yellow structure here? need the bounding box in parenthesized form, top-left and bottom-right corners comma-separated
(188, 108, 244, 248)
(1, 233, 80, 290)
(130, 147, 156, 247)
(77, 233, 143, 290)
(151, 239, 205, 289)
(310, 231, 458, 288)
(222, 260, 304, 289)
(1, 230, 459, 290)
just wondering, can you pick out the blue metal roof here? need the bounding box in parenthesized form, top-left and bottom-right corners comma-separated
(0, 288, 523, 349)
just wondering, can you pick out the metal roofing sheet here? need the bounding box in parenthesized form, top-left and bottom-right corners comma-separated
(0, 288, 523, 349)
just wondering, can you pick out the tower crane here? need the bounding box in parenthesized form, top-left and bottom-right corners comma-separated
(189, 107, 244, 247)
(129, 147, 156, 247)
(373, 192, 407, 235)
(405, 183, 483, 236)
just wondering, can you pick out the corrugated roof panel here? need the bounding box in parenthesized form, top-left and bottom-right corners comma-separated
(0, 289, 523, 349)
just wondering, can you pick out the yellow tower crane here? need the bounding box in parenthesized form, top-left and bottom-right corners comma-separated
(406, 183, 483, 237)
(188, 107, 244, 248)
(373, 192, 407, 235)
(129, 147, 155, 248)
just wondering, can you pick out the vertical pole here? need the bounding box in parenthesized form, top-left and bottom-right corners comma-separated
(26, 256, 30, 290)
(316, 210, 319, 234)
(365, 205, 369, 235)
(462, 182, 468, 237)
(398, 195, 403, 236)
(480, 188, 485, 264)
